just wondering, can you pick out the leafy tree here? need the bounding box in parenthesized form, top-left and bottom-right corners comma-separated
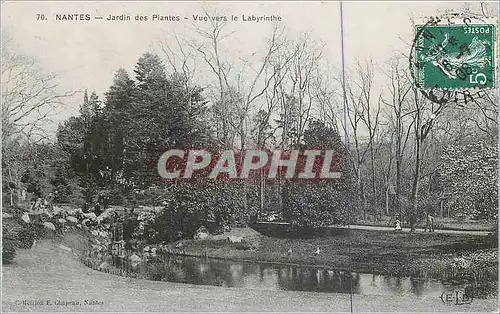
(440, 141, 498, 221)
(123, 53, 211, 186)
(57, 91, 107, 204)
(283, 120, 356, 227)
(102, 69, 137, 182)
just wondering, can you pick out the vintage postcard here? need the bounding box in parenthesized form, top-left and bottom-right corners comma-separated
(1, 1, 498, 312)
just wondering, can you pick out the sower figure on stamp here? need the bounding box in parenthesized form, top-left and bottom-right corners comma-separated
(424, 211, 435, 232)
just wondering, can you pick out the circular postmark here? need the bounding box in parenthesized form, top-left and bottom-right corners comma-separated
(409, 11, 498, 105)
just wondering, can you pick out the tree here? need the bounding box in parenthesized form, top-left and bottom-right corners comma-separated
(343, 59, 382, 219)
(1, 36, 75, 144)
(123, 52, 210, 186)
(2, 36, 75, 206)
(381, 56, 413, 223)
(57, 91, 108, 204)
(283, 120, 356, 227)
(102, 69, 137, 182)
(440, 141, 497, 221)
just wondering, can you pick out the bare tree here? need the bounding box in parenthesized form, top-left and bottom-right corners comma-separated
(381, 56, 414, 223)
(2, 36, 76, 144)
(312, 63, 341, 134)
(354, 59, 382, 217)
(407, 81, 446, 231)
(2, 35, 76, 206)
(338, 59, 382, 219)
(185, 11, 294, 221)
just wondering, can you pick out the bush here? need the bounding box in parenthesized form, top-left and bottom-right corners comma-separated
(233, 238, 258, 250)
(2, 243, 16, 264)
(2, 220, 20, 264)
(145, 261, 186, 282)
(17, 222, 46, 248)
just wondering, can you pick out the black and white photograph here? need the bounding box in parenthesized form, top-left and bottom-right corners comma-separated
(1, 1, 498, 312)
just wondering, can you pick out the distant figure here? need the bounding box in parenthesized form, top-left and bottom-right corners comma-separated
(314, 247, 320, 256)
(31, 198, 43, 212)
(93, 203, 103, 217)
(394, 215, 402, 233)
(424, 212, 435, 232)
(287, 248, 292, 256)
(47, 192, 54, 210)
(43, 197, 51, 211)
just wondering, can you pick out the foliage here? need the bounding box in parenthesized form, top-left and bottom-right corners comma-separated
(2, 219, 21, 263)
(283, 120, 356, 227)
(440, 141, 498, 221)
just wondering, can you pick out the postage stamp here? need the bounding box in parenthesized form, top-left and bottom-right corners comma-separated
(414, 23, 495, 89)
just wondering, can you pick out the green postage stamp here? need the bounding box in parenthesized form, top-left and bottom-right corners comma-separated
(415, 24, 496, 89)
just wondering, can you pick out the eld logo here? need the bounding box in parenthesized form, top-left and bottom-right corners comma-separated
(440, 289, 473, 305)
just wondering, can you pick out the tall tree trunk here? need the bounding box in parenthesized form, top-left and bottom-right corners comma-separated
(370, 145, 377, 219)
(396, 130, 402, 223)
(260, 167, 265, 216)
(385, 182, 390, 216)
(410, 124, 422, 233)
(360, 178, 367, 220)
(8, 167, 15, 206)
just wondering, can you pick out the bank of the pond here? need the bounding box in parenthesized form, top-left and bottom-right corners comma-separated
(2, 235, 498, 312)
(167, 228, 498, 281)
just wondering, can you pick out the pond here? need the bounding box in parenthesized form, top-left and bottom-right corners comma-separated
(111, 254, 482, 299)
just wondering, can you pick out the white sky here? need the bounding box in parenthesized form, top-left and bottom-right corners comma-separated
(1, 1, 494, 137)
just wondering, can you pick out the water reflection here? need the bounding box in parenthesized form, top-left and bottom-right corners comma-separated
(114, 254, 456, 297)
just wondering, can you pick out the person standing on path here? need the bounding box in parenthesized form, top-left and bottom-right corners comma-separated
(394, 215, 402, 233)
(424, 212, 435, 232)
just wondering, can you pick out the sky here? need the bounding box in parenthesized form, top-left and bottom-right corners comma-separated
(1, 1, 494, 138)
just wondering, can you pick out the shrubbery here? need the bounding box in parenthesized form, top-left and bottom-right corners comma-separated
(2, 219, 21, 264)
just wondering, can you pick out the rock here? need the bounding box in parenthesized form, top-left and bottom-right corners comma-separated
(52, 206, 64, 215)
(66, 216, 78, 223)
(227, 235, 243, 243)
(83, 212, 97, 220)
(98, 262, 109, 271)
(58, 244, 72, 252)
(130, 254, 142, 263)
(103, 254, 113, 264)
(96, 213, 108, 224)
(43, 222, 56, 231)
(98, 231, 109, 237)
(195, 232, 210, 240)
(194, 225, 211, 240)
(21, 212, 30, 223)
